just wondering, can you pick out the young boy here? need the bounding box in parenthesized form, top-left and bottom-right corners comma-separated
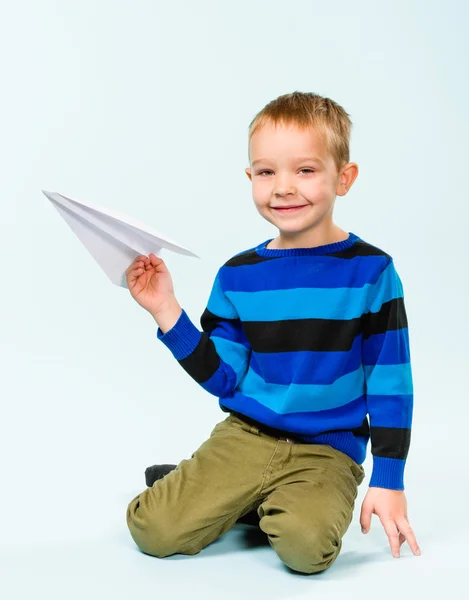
(125, 91, 420, 573)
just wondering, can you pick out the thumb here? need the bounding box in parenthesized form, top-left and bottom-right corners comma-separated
(149, 253, 167, 270)
(360, 502, 372, 534)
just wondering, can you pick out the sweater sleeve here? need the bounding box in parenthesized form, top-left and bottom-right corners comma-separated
(362, 259, 414, 490)
(156, 268, 251, 397)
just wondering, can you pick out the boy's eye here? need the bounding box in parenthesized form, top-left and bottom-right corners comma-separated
(257, 169, 315, 176)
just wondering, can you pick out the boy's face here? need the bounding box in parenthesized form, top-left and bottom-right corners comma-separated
(245, 121, 358, 244)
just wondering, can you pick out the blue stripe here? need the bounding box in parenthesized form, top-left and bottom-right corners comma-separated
(206, 273, 238, 319)
(369, 261, 402, 312)
(220, 394, 368, 435)
(364, 363, 413, 396)
(237, 366, 365, 414)
(225, 278, 401, 321)
(206, 318, 251, 347)
(225, 287, 366, 321)
(212, 336, 249, 386)
(362, 329, 411, 365)
(200, 360, 238, 397)
(250, 334, 362, 385)
(222, 254, 389, 291)
(366, 394, 413, 428)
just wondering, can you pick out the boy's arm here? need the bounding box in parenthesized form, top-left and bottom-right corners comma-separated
(362, 258, 414, 491)
(155, 268, 251, 397)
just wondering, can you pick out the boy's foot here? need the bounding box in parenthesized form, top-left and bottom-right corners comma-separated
(144, 463, 177, 487)
(144, 463, 261, 527)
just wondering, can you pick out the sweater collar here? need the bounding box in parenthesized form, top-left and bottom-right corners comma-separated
(255, 232, 360, 257)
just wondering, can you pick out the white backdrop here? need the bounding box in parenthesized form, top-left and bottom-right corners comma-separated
(1, 1, 467, 598)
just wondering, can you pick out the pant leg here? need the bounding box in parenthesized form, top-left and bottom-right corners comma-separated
(257, 442, 365, 574)
(126, 414, 277, 558)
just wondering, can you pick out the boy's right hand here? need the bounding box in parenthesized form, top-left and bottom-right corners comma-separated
(125, 253, 177, 318)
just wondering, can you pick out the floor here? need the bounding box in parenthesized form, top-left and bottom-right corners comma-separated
(0, 474, 463, 600)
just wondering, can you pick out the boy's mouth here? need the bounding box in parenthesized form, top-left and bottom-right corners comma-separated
(271, 205, 308, 214)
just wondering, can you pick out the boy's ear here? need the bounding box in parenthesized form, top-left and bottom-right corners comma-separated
(245, 167, 252, 181)
(336, 162, 359, 196)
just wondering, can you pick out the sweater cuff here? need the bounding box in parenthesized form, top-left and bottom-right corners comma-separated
(369, 456, 406, 490)
(156, 309, 201, 360)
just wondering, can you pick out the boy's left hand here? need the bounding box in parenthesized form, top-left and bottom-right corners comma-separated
(360, 487, 421, 558)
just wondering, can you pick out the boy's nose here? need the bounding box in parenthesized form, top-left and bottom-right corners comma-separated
(274, 183, 296, 196)
(274, 176, 296, 196)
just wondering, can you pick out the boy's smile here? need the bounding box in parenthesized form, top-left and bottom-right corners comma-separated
(245, 121, 358, 249)
(271, 204, 308, 214)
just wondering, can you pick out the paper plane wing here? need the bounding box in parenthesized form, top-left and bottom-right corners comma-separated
(43, 190, 199, 288)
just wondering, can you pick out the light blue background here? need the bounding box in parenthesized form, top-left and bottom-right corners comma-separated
(1, 1, 467, 598)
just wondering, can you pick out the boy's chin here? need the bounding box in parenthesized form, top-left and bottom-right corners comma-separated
(258, 211, 325, 239)
(274, 222, 332, 243)
(262, 214, 312, 231)
(274, 221, 318, 236)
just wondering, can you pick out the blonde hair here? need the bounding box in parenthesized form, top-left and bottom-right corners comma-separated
(248, 91, 352, 173)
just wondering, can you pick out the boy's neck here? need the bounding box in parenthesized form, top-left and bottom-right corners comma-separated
(267, 224, 350, 250)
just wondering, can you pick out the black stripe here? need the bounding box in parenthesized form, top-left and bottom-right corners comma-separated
(362, 297, 408, 339)
(225, 250, 282, 267)
(178, 334, 220, 383)
(200, 308, 235, 333)
(243, 316, 362, 353)
(201, 299, 407, 355)
(225, 240, 390, 266)
(200, 309, 251, 350)
(351, 417, 370, 437)
(370, 426, 411, 459)
(325, 240, 391, 259)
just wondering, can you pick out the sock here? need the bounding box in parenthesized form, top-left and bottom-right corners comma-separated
(145, 463, 177, 487)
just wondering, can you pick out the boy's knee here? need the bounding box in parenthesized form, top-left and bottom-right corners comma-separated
(264, 513, 342, 574)
(126, 492, 196, 558)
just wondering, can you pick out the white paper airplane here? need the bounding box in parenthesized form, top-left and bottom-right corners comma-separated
(43, 190, 199, 288)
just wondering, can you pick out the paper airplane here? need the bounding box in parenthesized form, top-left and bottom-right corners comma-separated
(43, 190, 199, 288)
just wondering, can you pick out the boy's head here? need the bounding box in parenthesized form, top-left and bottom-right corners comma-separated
(245, 91, 358, 247)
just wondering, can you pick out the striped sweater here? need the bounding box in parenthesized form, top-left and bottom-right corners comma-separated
(157, 232, 413, 490)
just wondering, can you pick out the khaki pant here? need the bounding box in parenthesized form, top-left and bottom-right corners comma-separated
(126, 411, 365, 574)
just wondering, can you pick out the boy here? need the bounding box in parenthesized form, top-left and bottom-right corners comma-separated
(125, 91, 420, 573)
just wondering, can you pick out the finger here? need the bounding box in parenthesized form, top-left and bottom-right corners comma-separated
(400, 517, 409, 546)
(131, 255, 148, 268)
(127, 266, 145, 282)
(397, 518, 421, 556)
(126, 257, 146, 276)
(382, 519, 401, 558)
(360, 504, 372, 534)
(126, 265, 143, 278)
(149, 253, 164, 266)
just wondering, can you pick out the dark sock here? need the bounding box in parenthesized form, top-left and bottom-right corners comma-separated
(144, 463, 260, 527)
(144, 463, 177, 487)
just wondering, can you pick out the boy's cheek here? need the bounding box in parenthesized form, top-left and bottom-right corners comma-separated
(252, 203, 274, 223)
(252, 197, 268, 212)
